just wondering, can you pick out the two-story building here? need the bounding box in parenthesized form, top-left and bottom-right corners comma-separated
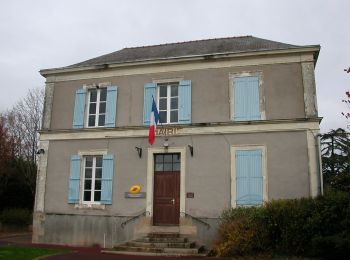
(33, 36, 322, 250)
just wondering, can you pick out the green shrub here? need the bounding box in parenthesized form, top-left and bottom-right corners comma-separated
(213, 192, 350, 258)
(0, 208, 32, 226)
(214, 207, 270, 256)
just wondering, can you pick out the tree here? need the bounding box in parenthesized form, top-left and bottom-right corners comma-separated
(321, 128, 350, 192)
(341, 67, 350, 128)
(0, 114, 16, 201)
(0, 88, 44, 210)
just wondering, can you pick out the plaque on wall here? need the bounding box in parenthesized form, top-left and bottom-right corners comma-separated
(186, 192, 194, 198)
(125, 192, 146, 198)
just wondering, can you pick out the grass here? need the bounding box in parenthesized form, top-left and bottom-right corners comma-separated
(0, 245, 69, 259)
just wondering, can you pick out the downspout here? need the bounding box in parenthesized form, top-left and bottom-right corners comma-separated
(316, 134, 323, 195)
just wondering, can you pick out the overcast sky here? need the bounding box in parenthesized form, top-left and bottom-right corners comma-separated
(0, 0, 349, 132)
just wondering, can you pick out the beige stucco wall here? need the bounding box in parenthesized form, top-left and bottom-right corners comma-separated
(44, 130, 309, 218)
(49, 62, 305, 130)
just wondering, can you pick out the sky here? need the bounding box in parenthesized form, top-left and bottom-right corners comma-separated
(0, 0, 349, 133)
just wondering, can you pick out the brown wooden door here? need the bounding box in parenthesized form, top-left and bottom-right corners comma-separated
(153, 154, 180, 226)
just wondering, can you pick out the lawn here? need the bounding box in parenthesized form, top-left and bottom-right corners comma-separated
(0, 245, 69, 259)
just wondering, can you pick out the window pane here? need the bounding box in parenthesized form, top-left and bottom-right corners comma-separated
(159, 98, 167, 110)
(96, 156, 103, 167)
(171, 86, 178, 97)
(159, 111, 167, 123)
(98, 115, 105, 126)
(95, 180, 101, 190)
(99, 102, 106, 114)
(85, 156, 93, 167)
(155, 155, 163, 163)
(155, 163, 163, 171)
(90, 90, 97, 102)
(100, 89, 107, 101)
(84, 180, 92, 190)
(173, 163, 180, 171)
(94, 191, 101, 202)
(170, 110, 178, 123)
(85, 168, 92, 178)
(84, 191, 91, 201)
(173, 154, 180, 163)
(159, 86, 167, 97)
(164, 154, 172, 163)
(95, 168, 102, 179)
(88, 115, 95, 126)
(164, 163, 172, 171)
(89, 103, 96, 114)
(171, 98, 178, 109)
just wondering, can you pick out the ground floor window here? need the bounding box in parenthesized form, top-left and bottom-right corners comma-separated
(68, 153, 114, 205)
(231, 146, 266, 207)
(83, 155, 103, 203)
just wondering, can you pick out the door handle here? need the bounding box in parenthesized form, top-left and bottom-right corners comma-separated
(171, 198, 175, 205)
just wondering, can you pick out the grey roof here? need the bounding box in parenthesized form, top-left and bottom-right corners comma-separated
(65, 36, 314, 69)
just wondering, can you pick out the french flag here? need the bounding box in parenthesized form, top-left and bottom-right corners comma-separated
(148, 97, 159, 145)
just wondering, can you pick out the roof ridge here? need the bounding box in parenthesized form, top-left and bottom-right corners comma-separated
(123, 35, 253, 50)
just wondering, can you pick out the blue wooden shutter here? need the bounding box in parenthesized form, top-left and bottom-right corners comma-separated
(143, 83, 156, 125)
(101, 154, 114, 204)
(105, 86, 118, 127)
(236, 149, 263, 205)
(68, 155, 81, 204)
(179, 80, 192, 124)
(72, 88, 87, 128)
(234, 76, 260, 121)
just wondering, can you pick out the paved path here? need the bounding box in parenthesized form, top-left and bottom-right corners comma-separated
(0, 232, 216, 259)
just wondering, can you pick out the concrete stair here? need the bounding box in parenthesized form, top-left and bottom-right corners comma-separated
(105, 232, 205, 256)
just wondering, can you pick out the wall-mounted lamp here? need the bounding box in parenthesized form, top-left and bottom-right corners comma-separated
(36, 149, 45, 155)
(135, 147, 142, 158)
(163, 138, 169, 151)
(188, 145, 194, 157)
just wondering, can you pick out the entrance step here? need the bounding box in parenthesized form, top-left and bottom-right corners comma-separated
(107, 232, 205, 256)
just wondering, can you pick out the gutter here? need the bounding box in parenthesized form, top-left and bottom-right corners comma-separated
(40, 45, 321, 77)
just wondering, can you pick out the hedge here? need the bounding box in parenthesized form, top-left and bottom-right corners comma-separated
(213, 191, 350, 258)
(0, 208, 32, 227)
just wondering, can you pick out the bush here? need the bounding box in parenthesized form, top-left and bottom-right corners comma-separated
(213, 192, 350, 258)
(0, 208, 32, 227)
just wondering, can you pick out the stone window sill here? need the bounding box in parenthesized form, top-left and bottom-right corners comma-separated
(74, 204, 106, 210)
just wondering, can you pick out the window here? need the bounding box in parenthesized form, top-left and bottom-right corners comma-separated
(72, 85, 118, 129)
(68, 154, 114, 205)
(87, 88, 107, 127)
(231, 75, 261, 121)
(143, 80, 191, 125)
(231, 146, 266, 207)
(157, 83, 179, 124)
(83, 155, 103, 203)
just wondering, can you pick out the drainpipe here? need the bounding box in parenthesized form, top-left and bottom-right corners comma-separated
(316, 133, 323, 195)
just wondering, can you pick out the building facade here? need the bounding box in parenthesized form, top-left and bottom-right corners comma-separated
(33, 36, 322, 248)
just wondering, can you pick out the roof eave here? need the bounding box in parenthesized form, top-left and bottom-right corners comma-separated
(40, 45, 321, 77)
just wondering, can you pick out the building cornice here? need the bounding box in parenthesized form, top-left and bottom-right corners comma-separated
(39, 118, 322, 141)
(40, 46, 320, 78)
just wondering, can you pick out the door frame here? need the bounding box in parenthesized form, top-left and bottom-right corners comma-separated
(146, 147, 186, 220)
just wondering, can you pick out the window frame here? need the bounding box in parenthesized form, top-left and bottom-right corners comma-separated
(229, 72, 265, 121)
(82, 155, 103, 204)
(77, 150, 107, 207)
(156, 82, 179, 125)
(85, 87, 107, 128)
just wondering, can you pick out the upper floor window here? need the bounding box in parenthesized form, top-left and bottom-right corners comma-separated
(72, 85, 118, 129)
(231, 75, 262, 121)
(157, 83, 179, 124)
(87, 88, 107, 127)
(143, 80, 191, 126)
